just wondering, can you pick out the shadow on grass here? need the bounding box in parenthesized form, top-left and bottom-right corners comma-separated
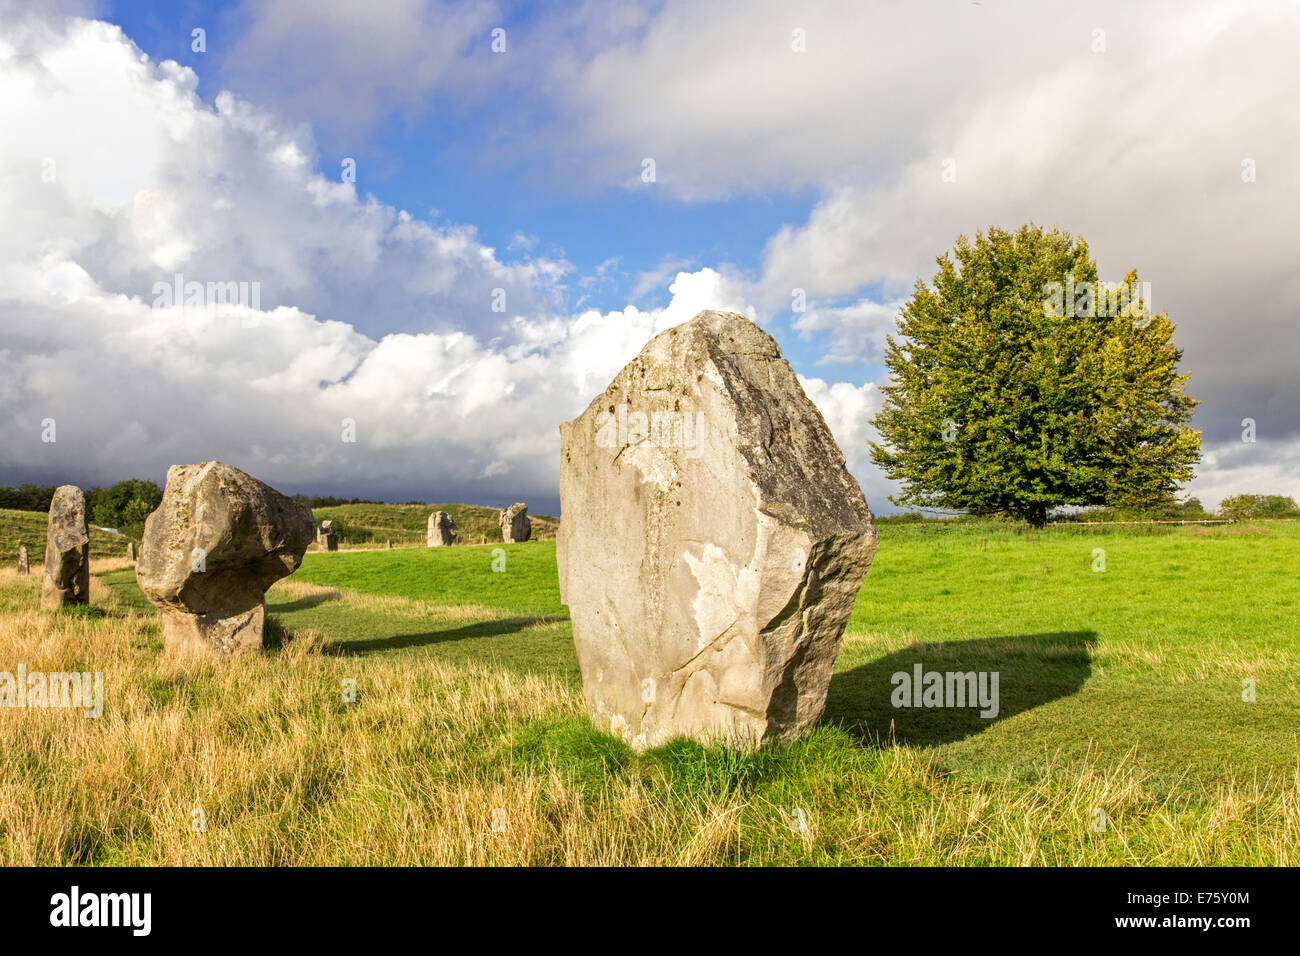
(267, 591, 344, 613)
(320, 615, 561, 656)
(824, 630, 1096, 748)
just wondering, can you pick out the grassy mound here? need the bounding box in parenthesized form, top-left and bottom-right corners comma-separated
(310, 503, 559, 548)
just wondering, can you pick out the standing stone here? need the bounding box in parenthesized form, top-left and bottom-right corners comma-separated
(318, 520, 338, 552)
(427, 511, 456, 547)
(385, 539, 393, 550)
(557, 310, 877, 750)
(126, 541, 137, 563)
(17, 544, 30, 575)
(136, 462, 314, 659)
(40, 486, 91, 609)
(499, 503, 531, 543)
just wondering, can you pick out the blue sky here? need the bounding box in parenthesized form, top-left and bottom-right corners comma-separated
(102, 0, 864, 381)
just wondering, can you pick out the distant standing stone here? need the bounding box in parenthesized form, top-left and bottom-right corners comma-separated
(385, 539, 393, 550)
(41, 485, 91, 609)
(17, 544, 30, 575)
(126, 541, 136, 563)
(136, 462, 314, 658)
(427, 511, 457, 547)
(318, 520, 338, 552)
(499, 503, 531, 543)
(558, 310, 878, 750)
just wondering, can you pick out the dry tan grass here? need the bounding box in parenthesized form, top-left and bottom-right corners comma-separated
(0, 572, 1296, 865)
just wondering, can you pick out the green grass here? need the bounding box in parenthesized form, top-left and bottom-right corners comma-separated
(100, 520, 1300, 794)
(13, 517, 1300, 864)
(310, 503, 559, 547)
(0, 507, 135, 563)
(835, 519, 1300, 794)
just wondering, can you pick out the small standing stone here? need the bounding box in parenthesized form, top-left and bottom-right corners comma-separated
(17, 544, 30, 575)
(126, 541, 137, 563)
(41, 485, 91, 609)
(499, 502, 531, 543)
(318, 520, 338, 552)
(385, 539, 393, 550)
(427, 511, 456, 547)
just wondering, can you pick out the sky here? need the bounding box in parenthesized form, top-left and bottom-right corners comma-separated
(1, 0, 1297, 516)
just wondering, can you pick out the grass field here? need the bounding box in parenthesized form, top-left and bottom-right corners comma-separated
(2, 514, 1297, 865)
(310, 503, 560, 548)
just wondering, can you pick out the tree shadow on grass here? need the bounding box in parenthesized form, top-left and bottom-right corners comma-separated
(823, 630, 1096, 748)
(321, 615, 562, 656)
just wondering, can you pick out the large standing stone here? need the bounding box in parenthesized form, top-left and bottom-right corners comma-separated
(136, 462, 314, 659)
(557, 310, 877, 750)
(427, 511, 456, 547)
(499, 503, 531, 543)
(17, 544, 29, 575)
(40, 486, 91, 609)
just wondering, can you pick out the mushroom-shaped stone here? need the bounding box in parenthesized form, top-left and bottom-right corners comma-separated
(557, 310, 877, 750)
(427, 511, 456, 547)
(41, 486, 91, 609)
(499, 503, 530, 543)
(136, 462, 314, 658)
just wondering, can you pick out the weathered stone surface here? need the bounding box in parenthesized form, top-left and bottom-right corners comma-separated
(136, 462, 314, 658)
(499, 503, 531, 543)
(558, 310, 877, 750)
(40, 486, 91, 609)
(17, 544, 29, 575)
(427, 511, 456, 547)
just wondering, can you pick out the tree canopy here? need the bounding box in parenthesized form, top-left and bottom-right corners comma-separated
(869, 224, 1201, 525)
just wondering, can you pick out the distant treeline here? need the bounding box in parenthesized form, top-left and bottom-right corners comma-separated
(291, 494, 383, 509)
(879, 494, 1300, 524)
(291, 496, 428, 512)
(0, 483, 58, 512)
(0, 486, 428, 515)
(0, 480, 163, 538)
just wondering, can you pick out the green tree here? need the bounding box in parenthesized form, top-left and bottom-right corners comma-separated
(1218, 494, 1300, 519)
(870, 225, 1201, 526)
(92, 478, 163, 538)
